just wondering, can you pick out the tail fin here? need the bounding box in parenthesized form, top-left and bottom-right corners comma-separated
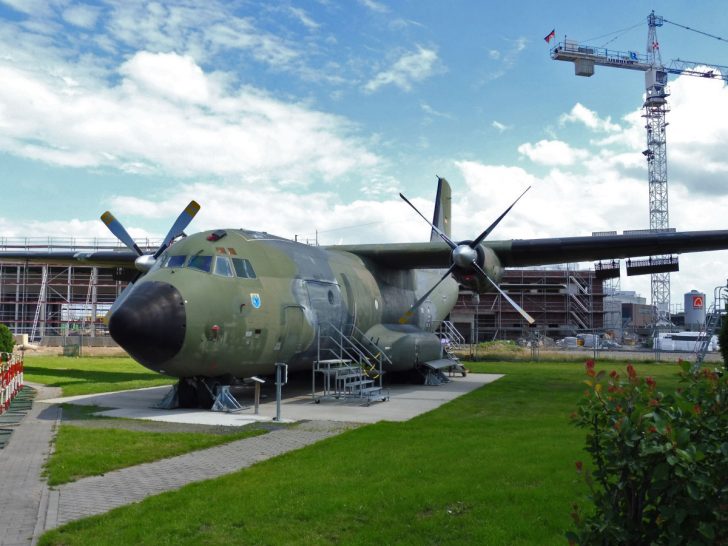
(430, 176, 452, 242)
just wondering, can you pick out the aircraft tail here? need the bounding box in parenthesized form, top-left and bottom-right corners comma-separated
(430, 176, 452, 242)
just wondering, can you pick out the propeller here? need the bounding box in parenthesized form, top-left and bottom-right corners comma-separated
(101, 200, 200, 273)
(398, 188, 534, 325)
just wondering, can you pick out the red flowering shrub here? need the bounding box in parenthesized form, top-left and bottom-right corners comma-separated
(567, 360, 727, 545)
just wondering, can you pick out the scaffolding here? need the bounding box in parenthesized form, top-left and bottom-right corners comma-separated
(450, 267, 604, 342)
(0, 237, 160, 342)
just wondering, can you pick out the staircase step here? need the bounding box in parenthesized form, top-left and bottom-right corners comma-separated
(342, 379, 374, 388)
(360, 386, 382, 394)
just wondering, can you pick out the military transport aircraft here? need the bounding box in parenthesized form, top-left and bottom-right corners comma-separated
(2, 177, 728, 407)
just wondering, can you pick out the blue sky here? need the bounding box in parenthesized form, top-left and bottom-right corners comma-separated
(1, 0, 728, 308)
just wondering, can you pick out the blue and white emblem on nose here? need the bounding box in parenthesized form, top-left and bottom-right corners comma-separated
(250, 293, 262, 309)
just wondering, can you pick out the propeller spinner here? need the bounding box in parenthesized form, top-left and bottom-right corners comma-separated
(101, 200, 200, 273)
(398, 188, 534, 325)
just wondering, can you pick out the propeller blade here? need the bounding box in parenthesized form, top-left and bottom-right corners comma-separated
(473, 262, 535, 325)
(470, 186, 531, 248)
(398, 264, 458, 324)
(100, 211, 143, 256)
(154, 200, 201, 258)
(399, 193, 457, 249)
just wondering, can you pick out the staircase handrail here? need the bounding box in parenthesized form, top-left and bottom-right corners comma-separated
(348, 324, 393, 366)
(694, 304, 722, 365)
(317, 322, 386, 371)
(439, 320, 466, 347)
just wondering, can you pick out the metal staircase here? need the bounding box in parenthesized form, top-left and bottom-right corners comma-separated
(567, 273, 591, 331)
(694, 282, 728, 368)
(436, 320, 467, 377)
(694, 304, 722, 367)
(312, 323, 390, 405)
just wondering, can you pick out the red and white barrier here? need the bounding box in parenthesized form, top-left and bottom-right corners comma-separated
(0, 352, 23, 413)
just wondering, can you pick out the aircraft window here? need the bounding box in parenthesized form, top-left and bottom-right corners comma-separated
(214, 256, 234, 277)
(188, 255, 213, 273)
(165, 255, 186, 268)
(232, 258, 256, 279)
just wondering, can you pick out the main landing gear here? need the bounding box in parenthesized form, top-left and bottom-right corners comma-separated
(177, 376, 222, 409)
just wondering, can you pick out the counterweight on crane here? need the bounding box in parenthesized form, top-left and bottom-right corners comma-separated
(551, 11, 728, 323)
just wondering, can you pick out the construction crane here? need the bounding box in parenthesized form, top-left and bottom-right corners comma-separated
(550, 11, 728, 324)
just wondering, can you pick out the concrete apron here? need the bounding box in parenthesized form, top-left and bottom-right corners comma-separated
(39, 373, 503, 426)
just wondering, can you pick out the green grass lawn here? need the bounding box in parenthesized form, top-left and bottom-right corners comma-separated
(46, 425, 267, 485)
(23, 356, 175, 396)
(39, 360, 688, 546)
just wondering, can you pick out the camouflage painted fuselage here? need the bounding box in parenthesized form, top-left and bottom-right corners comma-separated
(110, 229, 463, 379)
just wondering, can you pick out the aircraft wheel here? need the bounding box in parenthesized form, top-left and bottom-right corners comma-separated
(178, 378, 197, 408)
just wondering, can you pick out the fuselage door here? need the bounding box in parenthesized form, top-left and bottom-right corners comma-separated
(304, 280, 346, 340)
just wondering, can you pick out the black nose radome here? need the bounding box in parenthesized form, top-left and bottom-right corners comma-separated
(109, 281, 186, 370)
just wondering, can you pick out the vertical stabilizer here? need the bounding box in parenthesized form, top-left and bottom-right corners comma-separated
(430, 177, 452, 242)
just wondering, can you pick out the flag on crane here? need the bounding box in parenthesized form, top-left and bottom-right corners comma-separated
(544, 29, 556, 43)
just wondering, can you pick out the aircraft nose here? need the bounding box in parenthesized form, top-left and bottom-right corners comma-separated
(108, 281, 186, 370)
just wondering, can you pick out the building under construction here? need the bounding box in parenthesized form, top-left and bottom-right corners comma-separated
(450, 267, 605, 342)
(0, 237, 160, 344)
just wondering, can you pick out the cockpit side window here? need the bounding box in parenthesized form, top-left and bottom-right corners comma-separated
(188, 255, 212, 273)
(213, 256, 234, 277)
(165, 255, 187, 268)
(232, 258, 256, 279)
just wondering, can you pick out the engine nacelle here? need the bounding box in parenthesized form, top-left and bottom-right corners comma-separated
(364, 323, 442, 372)
(451, 244, 503, 293)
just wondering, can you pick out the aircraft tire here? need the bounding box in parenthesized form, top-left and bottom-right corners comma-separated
(178, 378, 197, 408)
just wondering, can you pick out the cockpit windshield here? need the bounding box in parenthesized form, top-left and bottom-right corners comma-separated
(161, 254, 256, 279)
(166, 255, 186, 268)
(213, 256, 234, 277)
(188, 255, 213, 273)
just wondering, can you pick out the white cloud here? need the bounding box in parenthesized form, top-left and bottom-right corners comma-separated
(0, 52, 379, 182)
(420, 102, 452, 119)
(106, 183, 428, 247)
(287, 7, 319, 30)
(120, 52, 210, 104)
(517, 139, 589, 166)
(491, 120, 511, 133)
(62, 5, 101, 29)
(358, 0, 388, 13)
(560, 103, 620, 132)
(0, 0, 49, 16)
(104, 2, 301, 70)
(589, 74, 728, 196)
(486, 37, 527, 81)
(364, 46, 438, 93)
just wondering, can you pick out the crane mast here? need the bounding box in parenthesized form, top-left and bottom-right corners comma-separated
(550, 11, 728, 324)
(644, 12, 671, 322)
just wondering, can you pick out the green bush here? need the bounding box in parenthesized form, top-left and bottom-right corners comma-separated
(568, 359, 727, 546)
(0, 324, 14, 354)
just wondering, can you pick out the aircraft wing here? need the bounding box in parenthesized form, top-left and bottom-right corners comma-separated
(0, 250, 140, 268)
(331, 229, 728, 269)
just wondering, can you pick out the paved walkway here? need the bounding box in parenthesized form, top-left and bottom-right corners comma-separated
(0, 384, 61, 546)
(40, 420, 352, 531)
(0, 392, 352, 545)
